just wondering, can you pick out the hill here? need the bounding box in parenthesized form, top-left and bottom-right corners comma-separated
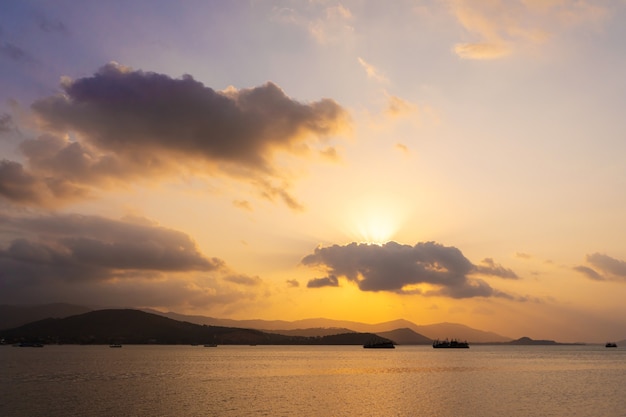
(0, 309, 392, 346)
(375, 328, 432, 345)
(264, 327, 356, 337)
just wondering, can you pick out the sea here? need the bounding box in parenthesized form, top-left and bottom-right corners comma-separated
(1, 344, 625, 417)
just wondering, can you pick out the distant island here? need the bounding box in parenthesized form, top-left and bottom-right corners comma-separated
(502, 337, 585, 346)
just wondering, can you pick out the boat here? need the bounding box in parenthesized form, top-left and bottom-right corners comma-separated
(432, 338, 469, 349)
(363, 340, 395, 349)
(109, 344, 122, 348)
(605, 342, 618, 348)
(203, 344, 218, 347)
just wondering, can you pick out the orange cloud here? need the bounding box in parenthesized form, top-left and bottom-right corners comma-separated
(446, 0, 608, 59)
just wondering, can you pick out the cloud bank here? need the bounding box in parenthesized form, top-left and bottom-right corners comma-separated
(1, 63, 349, 208)
(0, 213, 260, 309)
(301, 241, 518, 298)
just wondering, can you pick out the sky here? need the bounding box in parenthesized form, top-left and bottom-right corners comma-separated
(1, 0, 626, 343)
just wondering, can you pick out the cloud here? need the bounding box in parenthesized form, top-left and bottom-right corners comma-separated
(446, 0, 608, 59)
(0, 113, 13, 132)
(307, 275, 339, 288)
(395, 143, 409, 154)
(0, 159, 89, 205)
(476, 258, 519, 279)
(575, 253, 626, 282)
(301, 241, 517, 298)
(573, 265, 604, 281)
(272, 2, 354, 44)
(33, 63, 347, 170)
(454, 42, 511, 60)
(308, 4, 354, 44)
(0, 213, 219, 277)
(0, 63, 349, 208)
(233, 199, 253, 211)
(358, 57, 389, 84)
(0, 42, 36, 64)
(385, 94, 416, 118)
(224, 274, 263, 286)
(0, 212, 269, 308)
(286, 279, 300, 288)
(36, 14, 69, 35)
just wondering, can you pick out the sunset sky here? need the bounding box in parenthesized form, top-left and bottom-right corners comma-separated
(2, 0, 626, 342)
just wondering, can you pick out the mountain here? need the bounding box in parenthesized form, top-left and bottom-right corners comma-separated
(375, 328, 432, 345)
(0, 309, 392, 346)
(415, 322, 510, 343)
(0, 303, 92, 330)
(144, 310, 511, 343)
(264, 328, 357, 337)
(1, 304, 511, 343)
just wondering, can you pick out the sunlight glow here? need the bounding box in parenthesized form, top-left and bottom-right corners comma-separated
(343, 196, 407, 245)
(355, 216, 395, 245)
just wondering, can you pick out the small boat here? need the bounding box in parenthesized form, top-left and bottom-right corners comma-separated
(432, 338, 469, 349)
(363, 340, 395, 349)
(605, 342, 618, 348)
(109, 344, 123, 348)
(203, 344, 218, 347)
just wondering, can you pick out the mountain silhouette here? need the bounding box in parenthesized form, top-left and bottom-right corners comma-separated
(0, 309, 393, 346)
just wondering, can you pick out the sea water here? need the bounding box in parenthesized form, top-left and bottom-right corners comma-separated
(1, 344, 625, 416)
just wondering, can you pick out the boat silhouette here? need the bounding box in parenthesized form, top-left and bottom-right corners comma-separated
(432, 338, 469, 349)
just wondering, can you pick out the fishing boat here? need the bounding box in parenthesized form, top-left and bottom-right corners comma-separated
(605, 342, 618, 348)
(432, 338, 469, 349)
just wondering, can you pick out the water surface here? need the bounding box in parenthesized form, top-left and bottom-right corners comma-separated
(2, 344, 624, 416)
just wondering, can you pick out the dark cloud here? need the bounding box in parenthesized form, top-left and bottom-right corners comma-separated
(0, 212, 269, 310)
(573, 265, 604, 281)
(0, 159, 90, 206)
(476, 258, 518, 279)
(307, 275, 338, 288)
(34, 62, 346, 169)
(0, 213, 221, 296)
(1, 273, 258, 313)
(286, 279, 300, 287)
(19, 133, 159, 185)
(224, 274, 262, 286)
(301, 241, 517, 298)
(1, 63, 348, 208)
(576, 253, 626, 282)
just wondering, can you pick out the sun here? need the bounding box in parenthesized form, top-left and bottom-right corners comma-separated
(355, 215, 396, 245)
(343, 197, 407, 245)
